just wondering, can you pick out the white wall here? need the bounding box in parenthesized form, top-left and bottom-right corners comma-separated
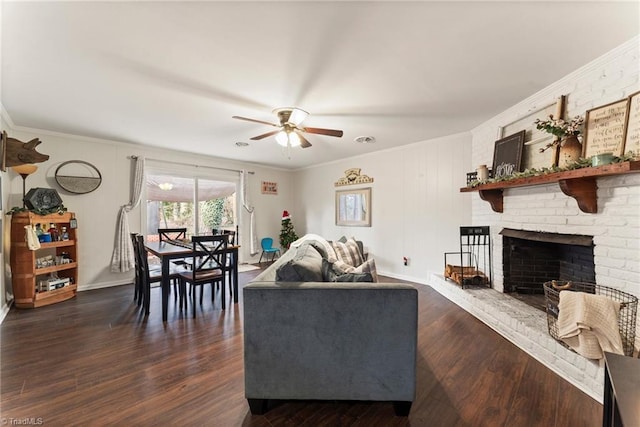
(1, 124, 294, 297)
(294, 132, 472, 281)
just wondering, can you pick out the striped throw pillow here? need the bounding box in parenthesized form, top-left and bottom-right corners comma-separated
(331, 238, 364, 267)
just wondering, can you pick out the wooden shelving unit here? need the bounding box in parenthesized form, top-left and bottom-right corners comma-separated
(10, 212, 78, 308)
(460, 161, 640, 213)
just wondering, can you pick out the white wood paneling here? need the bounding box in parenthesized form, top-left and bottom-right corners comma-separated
(294, 132, 472, 280)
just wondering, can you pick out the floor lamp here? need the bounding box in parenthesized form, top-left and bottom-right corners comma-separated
(11, 164, 38, 208)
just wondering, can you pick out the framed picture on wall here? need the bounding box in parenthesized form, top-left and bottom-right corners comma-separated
(491, 130, 525, 179)
(336, 187, 371, 227)
(583, 98, 628, 158)
(623, 91, 640, 157)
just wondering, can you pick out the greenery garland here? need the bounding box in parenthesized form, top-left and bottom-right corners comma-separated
(468, 153, 638, 188)
(5, 205, 68, 216)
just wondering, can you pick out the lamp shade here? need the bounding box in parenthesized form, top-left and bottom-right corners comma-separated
(12, 164, 38, 176)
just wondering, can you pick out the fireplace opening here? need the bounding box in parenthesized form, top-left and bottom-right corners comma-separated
(500, 229, 595, 311)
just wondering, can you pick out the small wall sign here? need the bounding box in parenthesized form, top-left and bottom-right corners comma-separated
(335, 168, 374, 187)
(492, 131, 525, 179)
(261, 181, 278, 195)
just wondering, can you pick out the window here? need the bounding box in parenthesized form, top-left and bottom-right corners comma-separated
(145, 173, 237, 241)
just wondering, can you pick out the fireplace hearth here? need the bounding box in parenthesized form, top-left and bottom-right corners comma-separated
(500, 229, 595, 310)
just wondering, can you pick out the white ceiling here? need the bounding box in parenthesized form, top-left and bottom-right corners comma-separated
(2, 1, 638, 169)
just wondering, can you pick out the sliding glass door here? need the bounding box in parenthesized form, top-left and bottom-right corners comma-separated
(145, 173, 237, 242)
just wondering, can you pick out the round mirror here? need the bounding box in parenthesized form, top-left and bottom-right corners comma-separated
(55, 160, 102, 194)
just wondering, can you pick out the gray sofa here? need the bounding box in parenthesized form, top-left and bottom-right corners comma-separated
(243, 240, 418, 416)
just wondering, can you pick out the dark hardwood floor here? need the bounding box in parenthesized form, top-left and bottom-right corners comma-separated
(1, 268, 601, 426)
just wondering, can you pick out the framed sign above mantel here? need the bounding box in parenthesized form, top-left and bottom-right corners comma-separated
(491, 130, 525, 179)
(583, 98, 628, 158)
(623, 91, 640, 157)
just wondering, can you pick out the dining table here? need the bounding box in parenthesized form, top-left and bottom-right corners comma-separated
(144, 239, 241, 322)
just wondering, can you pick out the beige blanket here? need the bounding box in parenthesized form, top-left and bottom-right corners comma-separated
(557, 291, 623, 359)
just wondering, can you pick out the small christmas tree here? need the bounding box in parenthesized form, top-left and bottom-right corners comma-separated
(279, 210, 299, 249)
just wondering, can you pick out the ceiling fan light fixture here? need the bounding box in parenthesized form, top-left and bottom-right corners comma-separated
(289, 108, 309, 126)
(275, 131, 289, 147)
(276, 130, 301, 147)
(289, 131, 301, 147)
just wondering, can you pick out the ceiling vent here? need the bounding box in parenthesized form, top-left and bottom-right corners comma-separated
(354, 136, 375, 144)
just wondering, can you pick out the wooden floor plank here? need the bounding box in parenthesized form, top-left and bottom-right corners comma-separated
(1, 270, 601, 426)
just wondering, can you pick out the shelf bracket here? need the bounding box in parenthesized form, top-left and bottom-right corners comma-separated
(558, 177, 597, 213)
(479, 189, 504, 213)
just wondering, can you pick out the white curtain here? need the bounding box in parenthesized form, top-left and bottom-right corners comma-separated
(110, 156, 145, 272)
(241, 170, 258, 256)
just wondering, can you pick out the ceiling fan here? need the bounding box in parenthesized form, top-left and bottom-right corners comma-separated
(232, 107, 343, 148)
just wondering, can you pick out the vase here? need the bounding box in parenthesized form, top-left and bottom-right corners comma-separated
(476, 164, 489, 181)
(559, 135, 582, 167)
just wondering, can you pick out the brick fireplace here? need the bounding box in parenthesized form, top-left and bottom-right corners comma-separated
(429, 37, 640, 403)
(501, 228, 595, 295)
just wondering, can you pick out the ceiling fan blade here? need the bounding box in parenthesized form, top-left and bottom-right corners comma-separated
(297, 133, 312, 148)
(250, 129, 282, 140)
(232, 116, 279, 127)
(302, 127, 344, 138)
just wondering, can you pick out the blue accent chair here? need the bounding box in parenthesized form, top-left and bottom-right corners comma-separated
(259, 238, 281, 263)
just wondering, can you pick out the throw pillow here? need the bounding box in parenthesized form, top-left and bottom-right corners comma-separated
(321, 259, 373, 282)
(352, 258, 378, 282)
(331, 238, 364, 267)
(276, 243, 323, 282)
(337, 235, 365, 257)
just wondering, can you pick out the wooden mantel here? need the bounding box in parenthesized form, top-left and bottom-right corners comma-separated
(460, 161, 640, 213)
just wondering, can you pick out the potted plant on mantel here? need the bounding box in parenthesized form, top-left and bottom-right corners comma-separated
(534, 114, 584, 167)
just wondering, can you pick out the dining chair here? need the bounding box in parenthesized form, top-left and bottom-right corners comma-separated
(212, 229, 237, 296)
(217, 229, 236, 244)
(131, 233, 144, 305)
(259, 237, 281, 263)
(133, 234, 184, 313)
(158, 227, 187, 242)
(158, 227, 189, 267)
(178, 234, 229, 318)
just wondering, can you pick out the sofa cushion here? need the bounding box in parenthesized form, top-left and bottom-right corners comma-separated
(276, 243, 323, 282)
(331, 238, 364, 267)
